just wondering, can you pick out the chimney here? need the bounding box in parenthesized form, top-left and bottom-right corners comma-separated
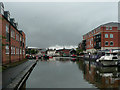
(14, 22, 18, 29)
(4, 11, 10, 21)
(10, 18, 15, 26)
(19, 29, 23, 34)
(0, 2, 4, 15)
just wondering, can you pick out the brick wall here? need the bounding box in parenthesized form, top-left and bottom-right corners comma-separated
(83, 23, 120, 52)
(1, 15, 26, 65)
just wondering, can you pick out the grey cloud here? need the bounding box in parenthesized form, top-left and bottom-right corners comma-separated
(4, 2, 118, 48)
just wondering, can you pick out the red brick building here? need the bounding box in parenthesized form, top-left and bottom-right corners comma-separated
(0, 2, 26, 65)
(80, 22, 120, 53)
(56, 48, 71, 56)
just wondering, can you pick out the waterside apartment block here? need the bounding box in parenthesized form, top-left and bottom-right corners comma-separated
(79, 22, 120, 53)
(0, 2, 26, 64)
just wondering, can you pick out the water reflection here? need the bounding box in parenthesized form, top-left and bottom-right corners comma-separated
(21, 57, 120, 89)
(77, 60, 120, 89)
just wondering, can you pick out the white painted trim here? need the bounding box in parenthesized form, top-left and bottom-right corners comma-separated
(101, 47, 120, 50)
(110, 41, 114, 46)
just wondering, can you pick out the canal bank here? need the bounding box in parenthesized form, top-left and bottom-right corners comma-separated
(2, 59, 37, 89)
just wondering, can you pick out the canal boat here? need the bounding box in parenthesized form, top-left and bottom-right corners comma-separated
(43, 54, 49, 60)
(71, 54, 77, 58)
(96, 51, 120, 66)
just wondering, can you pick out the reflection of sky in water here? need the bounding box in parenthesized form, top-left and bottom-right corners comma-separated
(26, 58, 96, 88)
(25, 58, 120, 88)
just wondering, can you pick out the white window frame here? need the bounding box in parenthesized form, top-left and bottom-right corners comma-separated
(11, 46, 15, 55)
(6, 45, 9, 54)
(99, 42, 101, 46)
(23, 38, 24, 43)
(6, 24, 9, 33)
(105, 41, 109, 46)
(11, 29, 15, 39)
(14, 47, 15, 55)
(110, 34, 113, 38)
(11, 47, 13, 54)
(20, 36, 22, 41)
(105, 34, 108, 38)
(16, 47, 19, 55)
(106, 27, 109, 30)
(23, 49, 25, 55)
(110, 41, 114, 46)
(109, 27, 112, 30)
(17, 33, 19, 41)
(20, 48, 22, 54)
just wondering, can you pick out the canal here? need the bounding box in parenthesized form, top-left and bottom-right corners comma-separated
(24, 57, 120, 89)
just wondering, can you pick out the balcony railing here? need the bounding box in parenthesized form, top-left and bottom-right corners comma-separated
(94, 44, 101, 49)
(94, 38, 101, 42)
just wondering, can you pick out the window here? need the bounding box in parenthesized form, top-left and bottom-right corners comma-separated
(106, 27, 109, 30)
(11, 46, 15, 55)
(13, 47, 15, 55)
(16, 33, 19, 41)
(23, 38, 24, 43)
(6, 24, 9, 42)
(16, 48, 19, 54)
(11, 47, 13, 54)
(91, 44, 93, 47)
(105, 34, 108, 38)
(91, 38, 93, 41)
(99, 42, 101, 46)
(6, 45, 9, 54)
(20, 36, 22, 41)
(90, 40, 91, 45)
(109, 27, 112, 30)
(6, 24, 9, 33)
(110, 41, 113, 46)
(23, 49, 25, 55)
(110, 34, 113, 38)
(11, 29, 15, 39)
(105, 41, 108, 46)
(20, 48, 22, 54)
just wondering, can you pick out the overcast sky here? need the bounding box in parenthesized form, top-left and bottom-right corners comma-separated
(4, 2, 118, 48)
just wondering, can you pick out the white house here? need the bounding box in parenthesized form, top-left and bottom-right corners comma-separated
(47, 49, 56, 56)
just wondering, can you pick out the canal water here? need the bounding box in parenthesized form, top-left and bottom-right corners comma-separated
(25, 57, 120, 89)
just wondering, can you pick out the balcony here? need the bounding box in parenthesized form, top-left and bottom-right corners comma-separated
(83, 40, 86, 43)
(94, 33, 101, 42)
(94, 44, 101, 49)
(94, 38, 101, 42)
(82, 40, 86, 45)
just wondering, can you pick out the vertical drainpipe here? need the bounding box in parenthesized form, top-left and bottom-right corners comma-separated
(18, 34, 20, 61)
(9, 24, 11, 63)
(22, 36, 23, 60)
